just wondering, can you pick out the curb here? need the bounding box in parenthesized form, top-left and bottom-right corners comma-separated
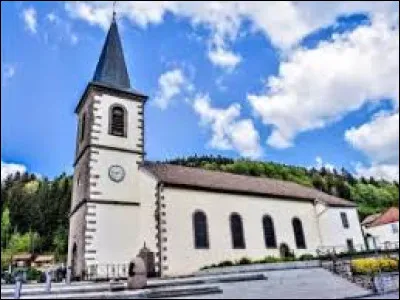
(0, 285, 223, 299)
(1, 273, 266, 298)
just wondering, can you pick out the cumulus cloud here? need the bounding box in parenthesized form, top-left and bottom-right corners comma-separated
(249, 17, 399, 149)
(345, 113, 399, 165)
(1, 161, 27, 182)
(193, 94, 262, 158)
(22, 7, 37, 34)
(65, 1, 398, 69)
(154, 68, 193, 110)
(314, 156, 336, 172)
(208, 47, 241, 69)
(2, 64, 16, 86)
(345, 112, 399, 181)
(45, 12, 79, 46)
(354, 163, 399, 182)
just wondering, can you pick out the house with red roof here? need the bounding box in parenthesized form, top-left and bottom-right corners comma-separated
(362, 207, 399, 250)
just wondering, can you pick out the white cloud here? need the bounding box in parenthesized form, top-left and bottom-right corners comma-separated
(249, 17, 399, 149)
(193, 94, 262, 158)
(154, 68, 192, 110)
(345, 112, 399, 181)
(345, 112, 399, 165)
(65, 1, 398, 69)
(45, 12, 79, 46)
(354, 163, 399, 182)
(47, 12, 59, 23)
(314, 156, 335, 172)
(1, 161, 27, 182)
(208, 47, 241, 69)
(2, 64, 16, 86)
(3, 64, 15, 80)
(22, 7, 37, 34)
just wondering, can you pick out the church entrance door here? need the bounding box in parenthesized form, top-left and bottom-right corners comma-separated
(71, 243, 78, 279)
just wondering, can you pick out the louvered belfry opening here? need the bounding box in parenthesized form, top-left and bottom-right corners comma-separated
(110, 105, 126, 137)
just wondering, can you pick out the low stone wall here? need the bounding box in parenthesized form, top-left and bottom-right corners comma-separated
(373, 272, 399, 294)
(321, 257, 399, 292)
(195, 260, 321, 276)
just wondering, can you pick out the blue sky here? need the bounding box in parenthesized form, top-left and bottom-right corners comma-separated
(1, 1, 399, 181)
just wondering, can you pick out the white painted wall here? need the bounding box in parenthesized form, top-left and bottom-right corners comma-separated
(68, 87, 146, 277)
(88, 203, 141, 264)
(162, 187, 321, 276)
(364, 221, 399, 247)
(138, 169, 159, 265)
(84, 171, 158, 275)
(89, 148, 141, 203)
(316, 203, 364, 252)
(92, 92, 142, 152)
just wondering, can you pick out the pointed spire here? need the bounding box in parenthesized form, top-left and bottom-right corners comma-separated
(92, 7, 131, 90)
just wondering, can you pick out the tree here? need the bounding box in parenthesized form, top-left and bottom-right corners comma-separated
(369, 176, 378, 186)
(8, 232, 41, 254)
(53, 225, 68, 261)
(336, 180, 351, 200)
(312, 174, 326, 191)
(1, 208, 11, 249)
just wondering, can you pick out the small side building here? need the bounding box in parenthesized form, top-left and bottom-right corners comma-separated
(12, 253, 34, 268)
(362, 207, 399, 250)
(31, 255, 55, 271)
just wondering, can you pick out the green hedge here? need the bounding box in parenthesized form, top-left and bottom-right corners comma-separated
(201, 254, 316, 270)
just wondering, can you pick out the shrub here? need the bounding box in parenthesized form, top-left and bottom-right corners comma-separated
(26, 267, 43, 281)
(298, 254, 315, 261)
(237, 257, 252, 265)
(217, 260, 234, 268)
(257, 256, 281, 264)
(12, 267, 43, 282)
(351, 258, 399, 275)
(282, 256, 296, 262)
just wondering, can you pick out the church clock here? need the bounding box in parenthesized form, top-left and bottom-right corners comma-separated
(108, 165, 125, 182)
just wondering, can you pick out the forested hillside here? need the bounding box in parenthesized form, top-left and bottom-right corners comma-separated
(1, 155, 398, 266)
(1, 172, 71, 267)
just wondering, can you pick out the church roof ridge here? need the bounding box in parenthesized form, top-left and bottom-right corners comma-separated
(140, 162, 357, 208)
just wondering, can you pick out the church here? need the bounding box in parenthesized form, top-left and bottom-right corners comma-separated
(67, 15, 365, 279)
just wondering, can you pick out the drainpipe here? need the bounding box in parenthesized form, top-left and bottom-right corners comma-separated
(155, 182, 163, 277)
(314, 199, 327, 253)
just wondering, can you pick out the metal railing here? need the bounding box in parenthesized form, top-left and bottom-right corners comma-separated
(83, 264, 130, 281)
(317, 242, 399, 256)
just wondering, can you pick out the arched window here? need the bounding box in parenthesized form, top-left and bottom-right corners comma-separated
(230, 213, 245, 249)
(80, 113, 86, 142)
(109, 104, 127, 137)
(292, 217, 306, 249)
(263, 215, 277, 248)
(193, 211, 209, 249)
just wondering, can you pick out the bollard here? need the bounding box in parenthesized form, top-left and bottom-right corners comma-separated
(45, 270, 52, 293)
(127, 257, 147, 290)
(66, 267, 72, 285)
(14, 275, 22, 299)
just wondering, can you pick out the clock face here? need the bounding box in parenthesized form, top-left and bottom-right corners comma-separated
(108, 165, 125, 183)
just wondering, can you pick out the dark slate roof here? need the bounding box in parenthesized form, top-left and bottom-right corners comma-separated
(93, 18, 131, 89)
(141, 163, 357, 207)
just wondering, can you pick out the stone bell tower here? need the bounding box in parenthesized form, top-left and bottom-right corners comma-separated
(67, 12, 148, 278)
